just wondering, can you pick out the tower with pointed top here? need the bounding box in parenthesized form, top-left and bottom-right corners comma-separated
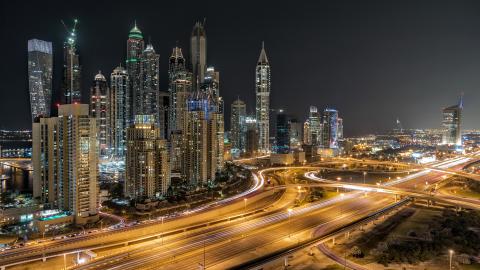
(126, 22, 145, 126)
(255, 42, 271, 153)
(190, 21, 207, 91)
(442, 95, 463, 146)
(90, 71, 110, 157)
(110, 65, 129, 157)
(141, 42, 160, 128)
(62, 19, 81, 104)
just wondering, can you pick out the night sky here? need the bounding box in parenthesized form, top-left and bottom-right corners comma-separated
(1, 0, 479, 136)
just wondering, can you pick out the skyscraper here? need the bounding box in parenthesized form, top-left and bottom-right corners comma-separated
(337, 117, 344, 140)
(321, 108, 339, 149)
(62, 19, 81, 104)
(109, 66, 129, 157)
(28, 39, 53, 121)
(275, 110, 290, 154)
(308, 106, 321, 145)
(126, 22, 145, 125)
(255, 42, 271, 153)
(33, 104, 99, 224)
(202, 66, 222, 112)
(90, 71, 110, 157)
(303, 120, 312, 145)
(190, 21, 207, 91)
(168, 46, 191, 135)
(141, 43, 160, 125)
(442, 97, 463, 146)
(245, 116, 258, 157)
(231, 98, 247, 152)
(126, 115, 170, 201)
(288, 118, 303, 150)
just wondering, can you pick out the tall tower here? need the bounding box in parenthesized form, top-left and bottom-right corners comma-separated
(90, 71, 110, 157)
(190, 21, 207, 91)
(231, 98, 247, 152)
(275, 110, 290, 154)
(321, 108, 339, 149)
(168, 46, 191, 134)
(126, 22, 145, 125)
(141, 42, 160, 126)
(110, 66, 129, 157)
(255, 42, 271, 153)
(442, 96, 463, 146)
(308, 106, 321, 145)
(62, 19, 81, 104)
(28, 39, 53, 121)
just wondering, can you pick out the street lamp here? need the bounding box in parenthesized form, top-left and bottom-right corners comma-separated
(287, 208, 293, 238)
(363, 171, 367, 185)
(449, 249, 454, 270)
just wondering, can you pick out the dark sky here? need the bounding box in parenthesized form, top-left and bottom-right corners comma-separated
(1, 0, 479, 136)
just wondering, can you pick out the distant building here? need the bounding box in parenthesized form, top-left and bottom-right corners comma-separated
(275, 110, 290, 154)
(168, 46, 191, 135)
(141, 43, 160, 126)
(289, 119, 303, 150)
(109, 66, 129, 157)
(308, 106, 321, 146)
(231, 98, 247, 152)
(191, 21, 207, 91)
(62, 20, 81, 104)
(442, 97, 463, 146)
(255, 42, 271, 153)
(126, 22, 145, 125)
(28, 39, 53, 121)
(125, 115, 170, 201)
(33, 104, 99, 225)
(337, 117, 343, 140)
(303, 120, 312, 145)
(158, 91, 169, 139)
(245, 116, 258, 156)
(90, 71, 110, 157)
(321, 108, 339, 149)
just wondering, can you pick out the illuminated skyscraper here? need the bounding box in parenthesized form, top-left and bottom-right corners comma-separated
(303, 120, 312, 145)
(321, 108, 339, 149)
(33, 104, 99, 224)
(141, 42, 160, 127)
(90, 71, 110, 157)
(126, 22, 145, 124)
(255, 42, 271, 153)
(126, 115, 170, 201)
(245, 116, 258, 157)
(442, 96, 463, 146)
(308, 106, 321, 145)
(28, 39, 53, 121)
(275, 110, 290, 154)
(62, 19, 81, 104)
(168, 46, 191, 135)
(337, 117, 343, 140)
(289, 119, 303, 150)
(191, 21, 207, 90)
(231, 98, 247, 152)
(109, 66, 129, 157)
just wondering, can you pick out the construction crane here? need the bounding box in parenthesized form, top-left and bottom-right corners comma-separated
(61, 19, 78, 45)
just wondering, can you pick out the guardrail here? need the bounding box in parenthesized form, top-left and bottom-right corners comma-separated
(227, 198, 411, 270)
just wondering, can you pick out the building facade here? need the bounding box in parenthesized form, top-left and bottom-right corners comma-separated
(141, 43, 160, 125)
(255, 42, 271, 153)
(90, 71, 110, 157)
(442, 98, 463, 146)
(191, 21, 207, 91)
(62, 21, 81, 104)
(275, 110, 290, 154)
(28, 39, 53, 121)
(109, 66, 129, 157)
(230, 98, 247, 152)
(321, 108, 339, 149)
(126, 23, 145, 125)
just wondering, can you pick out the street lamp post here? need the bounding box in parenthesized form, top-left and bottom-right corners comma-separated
(287, 208, 293, 238)
(449, 249, 454, 270)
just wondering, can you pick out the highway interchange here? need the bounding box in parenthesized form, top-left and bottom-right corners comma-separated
(1, 153, 480, 270)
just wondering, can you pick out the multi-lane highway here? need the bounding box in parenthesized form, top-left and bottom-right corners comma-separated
(2, 155, 479, 270)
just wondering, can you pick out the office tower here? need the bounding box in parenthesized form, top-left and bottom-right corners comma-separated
(337, 117, 343, 140)
(442, 96, 463, 146)
(245, 116, 259, 157)
(126, 22, 145, 124)
(33, 104, 99, 224)
(289, 119, 303, 150)
(231, 98, 247, 152)
(275, 110, 290, 154)
(255, 42, 271, 153)
(202, 66, 223, 113)
(90, 71, 110, 157)
(141, 43, 160, 125)
(158, 91, 169, 139)
(62, 19, 81, 104)
(168, 46, 191, 135)
(308, 106, 321, 145)
(303, 120, 312, 145)
(109, 66, 129, 157)
(190, 21, 207, 90)
(126, 115, 170, 201)
(28, 39, 53, 121)
(321, 108, 339, 149)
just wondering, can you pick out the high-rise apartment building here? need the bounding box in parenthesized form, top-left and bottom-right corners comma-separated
(308, 106, 321, 145)
(275, 110, 290, 154)
(126, 22, 145, 125)
(289, 119, 303, 150)
(321, 108, 339, 149)
(168, 46, 191, 135)
(255, 42, 271, 153)
(231, 98, 247, 152)
(337, 117, 344, 140)
(33, 104, 98, 224)
(245, 116, 259, 157)
(141, 43, 160, 125)
(90, 71, 110, 157)
(28, 39, 53, 121)
(109, 66, 129, 157)
(191, 21, 207, 91)
(126, 115, 170, 201)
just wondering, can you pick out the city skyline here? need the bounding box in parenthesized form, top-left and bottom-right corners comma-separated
(2, 1, 480, 136)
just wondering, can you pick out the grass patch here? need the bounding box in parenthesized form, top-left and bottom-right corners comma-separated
(391, 207, 442, 238)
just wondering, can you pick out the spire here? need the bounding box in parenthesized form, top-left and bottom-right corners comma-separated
(95, 70, 106, 81)
(257, 41, 269, 64)
(129, 20, 143, 39)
